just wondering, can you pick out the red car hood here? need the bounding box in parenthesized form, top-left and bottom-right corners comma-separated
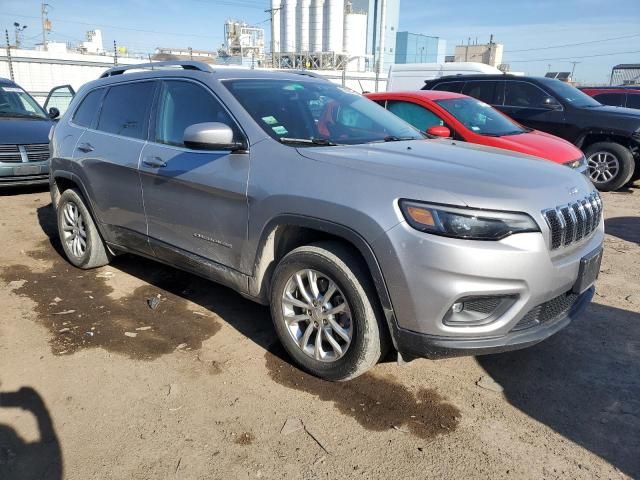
(489, 130, 582, 164)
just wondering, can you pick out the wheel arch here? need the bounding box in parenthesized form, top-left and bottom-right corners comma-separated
(248, 215, 399, 350)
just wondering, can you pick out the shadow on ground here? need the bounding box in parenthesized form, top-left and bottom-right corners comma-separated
(478, 302, 640, 477)
(0, 184, 49, 197)
(604, 216, 640, 244)
(1, 203, 273, 359)
(0, 386, 62, 480)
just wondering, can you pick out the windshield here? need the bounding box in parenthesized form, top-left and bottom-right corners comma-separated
(541, 79, 602, 108)
(224, 79, 423, 145)
(436, 97, 525, 136)
(0, 85, 48, 119)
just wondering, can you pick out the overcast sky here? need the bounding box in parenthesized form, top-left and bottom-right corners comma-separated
(2, 0, 639, 84)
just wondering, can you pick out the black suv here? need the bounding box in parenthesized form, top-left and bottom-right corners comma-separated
(423, 75, 640, 191)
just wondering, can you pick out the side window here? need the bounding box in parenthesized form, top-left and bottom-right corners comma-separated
(504, 81, 558, 108)
(462, 81, 497, 104)
(45, 85, 75, 115)
(387, 101, 443, 131)
(433, 81, 464, 93)
(593, 92, 625, 107)
(73, 89, 104, 128)
(97, 82, 155, 140)
(626, 94, 640, 109)
(155, 81, 234, 147)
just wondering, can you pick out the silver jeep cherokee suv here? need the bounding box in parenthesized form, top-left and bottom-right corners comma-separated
(49, 61, 604, 381)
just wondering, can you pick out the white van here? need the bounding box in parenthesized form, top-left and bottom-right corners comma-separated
(387, 62, 502, 91)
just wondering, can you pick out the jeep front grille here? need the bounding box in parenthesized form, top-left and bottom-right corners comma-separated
(542, 192, 602, 250)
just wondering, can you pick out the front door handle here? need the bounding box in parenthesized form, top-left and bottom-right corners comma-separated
(77, 142, 94, 153)
(142, 156, 167, 168)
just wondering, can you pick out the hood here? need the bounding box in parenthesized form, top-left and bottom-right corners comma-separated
(297, 139, 594, 213)
(0, 117, 53, 145)
(489, 130, 583, 164)
(579, 105, 640, 132)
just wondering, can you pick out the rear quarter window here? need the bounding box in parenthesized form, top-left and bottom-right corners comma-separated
(626, 94, 640, 109)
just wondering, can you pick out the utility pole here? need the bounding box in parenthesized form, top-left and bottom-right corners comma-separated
(570, 61, 581, 81)
(376, 0, 387, 89)
(266, 5, 281, 68)
(113, 40, 118, 65)
(13, 22, 27, 49)
(5, 30, 14, 80)
(189, 47, 193, 60)
(41, 2, 51, 51)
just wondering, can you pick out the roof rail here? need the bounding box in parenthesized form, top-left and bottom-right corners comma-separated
(100, 60, 212, 78)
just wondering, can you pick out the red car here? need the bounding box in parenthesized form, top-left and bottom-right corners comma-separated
(365, 90, 586, 169)
(579, 87, 640, 110)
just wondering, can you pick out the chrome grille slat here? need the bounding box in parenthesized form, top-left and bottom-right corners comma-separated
(542, 192, 602, 250)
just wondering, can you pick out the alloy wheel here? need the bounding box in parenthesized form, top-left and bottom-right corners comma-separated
(281, 268, 353, 362)
(588, 151, 620, 184)
(61, 201, 87, 258)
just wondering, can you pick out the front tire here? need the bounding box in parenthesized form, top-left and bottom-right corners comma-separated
(56, 188, 110, 269)
(585, 142, 635, 191)
(270, 242, 387, 381)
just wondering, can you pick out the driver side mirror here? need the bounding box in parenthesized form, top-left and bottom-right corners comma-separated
(183, 122, 246, 151)
(426, 125, 451, 138)
(48, 107, 60, 119)
(542, 97, 562, 110)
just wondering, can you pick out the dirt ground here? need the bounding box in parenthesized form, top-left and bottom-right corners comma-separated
(0, 183, 638, 480)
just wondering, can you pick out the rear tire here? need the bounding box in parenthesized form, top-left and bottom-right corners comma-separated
(269, 241, 387, 381)
(585, 142, 634, 191)
(56, 188, 110, 269)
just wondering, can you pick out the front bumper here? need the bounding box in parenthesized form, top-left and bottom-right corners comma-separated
(396, 287, 593, 359)
(0, 161, 50, 187)
(374, 217, 604, 358)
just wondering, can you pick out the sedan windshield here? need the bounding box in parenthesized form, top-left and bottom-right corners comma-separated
(436, 97, 525, 136)
(0, 85, 48, 119)
(224, 79, 423, 145)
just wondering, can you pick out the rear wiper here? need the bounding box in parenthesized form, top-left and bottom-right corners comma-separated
(280, 137, 338, 146)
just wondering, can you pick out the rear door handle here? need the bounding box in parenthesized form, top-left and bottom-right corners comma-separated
(142, 156, 167, 168)
(77, 142, 94, 153)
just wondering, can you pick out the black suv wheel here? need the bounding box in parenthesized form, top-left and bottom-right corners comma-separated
(585, 142, 635, 191)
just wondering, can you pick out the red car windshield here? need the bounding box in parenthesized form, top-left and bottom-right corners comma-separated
(436, 97, 526, 137)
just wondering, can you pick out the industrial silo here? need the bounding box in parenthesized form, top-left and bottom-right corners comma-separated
(309, 0, 324, 52)
(296, 0, 311, 52)
(280, 0, 297, 53)
(344, 10, 367, 67)
(323, 0, 344, 53)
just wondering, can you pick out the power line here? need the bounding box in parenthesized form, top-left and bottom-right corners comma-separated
(506, 33, 640, 53)
(507, 49, 640, 63)
(1, 12, 223, 39)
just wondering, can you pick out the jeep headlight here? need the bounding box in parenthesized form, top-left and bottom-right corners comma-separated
(399, 200, 539, 240)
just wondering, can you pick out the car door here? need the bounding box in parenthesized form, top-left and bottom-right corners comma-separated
(499, 80, 567, 139)
(592, 92, 626, 107)
(139, 79, 250, 272)
(384, 99, 461, 137)
(73, 81, 156, 253)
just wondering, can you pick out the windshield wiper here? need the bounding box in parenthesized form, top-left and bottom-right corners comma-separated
(280, 137, 338, 146)
(382, 135, 418, 142)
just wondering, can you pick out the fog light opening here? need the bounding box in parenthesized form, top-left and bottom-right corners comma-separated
(444, 295, 518, 327)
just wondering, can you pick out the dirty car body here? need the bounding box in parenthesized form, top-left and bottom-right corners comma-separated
(49, 62, 604, 380)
